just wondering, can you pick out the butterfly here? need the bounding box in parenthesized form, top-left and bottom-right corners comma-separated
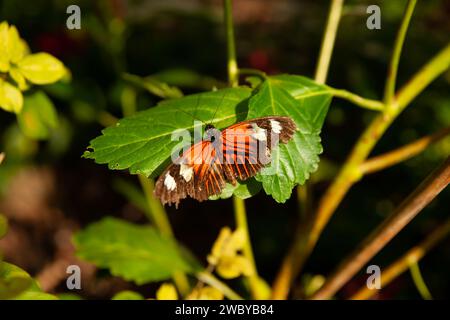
(154, 116, 297, 207)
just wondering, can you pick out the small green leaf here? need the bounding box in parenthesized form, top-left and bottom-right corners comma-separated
(0, 262, 33, 299)
(17, 53, 66, 85)
(17, 91, 58, 139)
(248, 75, 331, 202)
(0, 79, 23, 113)
(84, 88, 251, 177)
(74, 217, 200, 284)
(112, 290, 144, 300)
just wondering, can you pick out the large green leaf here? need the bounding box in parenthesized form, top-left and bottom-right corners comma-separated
(248, 75, 331, 202)
(84, 88, 251, 177)
(74, 217, 201, 284)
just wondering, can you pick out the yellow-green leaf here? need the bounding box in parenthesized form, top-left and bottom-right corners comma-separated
(0, 22, 10, 72)
(17, 53, 66, 85)
(0, 79, 23, 113)
(9, 67, 28, 91)
(7, 25, 26, 63)
(17, 91, 58, 139)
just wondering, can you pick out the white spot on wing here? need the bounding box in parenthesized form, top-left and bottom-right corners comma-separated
(251, 123, 266, 141)
(179, 164, 193, 182)
(164, 173, 177, 191)
(270, 119, 282, 134)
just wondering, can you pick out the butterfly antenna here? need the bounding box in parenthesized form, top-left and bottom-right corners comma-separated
(207, 91, 226, 127)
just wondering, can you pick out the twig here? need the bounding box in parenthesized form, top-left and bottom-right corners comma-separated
(329, 88, 385, 111)
(197, 271, 244, 300)
(383, 0, 417, 105)
(314, 0, 344, 83)
(409, 261, 433, 300)
(233, 196, 260, 299)
(311, 156, 450, 299)
(360, 126, 450, 175)
(224, 0, 238, 87)
(350, 219, 450, 300)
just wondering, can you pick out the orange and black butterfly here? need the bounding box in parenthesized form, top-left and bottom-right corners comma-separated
(154, 116, 297, 207)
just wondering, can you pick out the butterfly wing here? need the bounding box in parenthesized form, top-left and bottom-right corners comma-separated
(154, 116, 297, 207)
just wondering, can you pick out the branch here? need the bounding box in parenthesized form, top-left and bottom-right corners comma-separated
(383, 0, 417, 105)
(360, 126, 450, 175)
(197, 271, 244, 300)
(350, 218, 450, 300)
(311, 156, 450, 299)
(224, 0, 238, 87)
(329, 87, 385, 111)
(315, 0, 344, 83)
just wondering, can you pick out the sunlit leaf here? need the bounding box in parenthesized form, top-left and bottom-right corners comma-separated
(84, 88, 251, 177)
(248, 75, 331, 202)
(0, 262, 33, 299)
(0, 79, 23, 113)
(112, 290, 144, 300)
(17, 53, 66, 85)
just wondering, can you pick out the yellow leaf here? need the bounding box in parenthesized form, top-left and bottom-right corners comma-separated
(0, 22, 10, 72)
(208, 227, 232, 265)
(188, 286, 224, 300)
(216, 255, 253, 279)
(9, 67, 28, 91)
(7, 25, 26, 63)
(17, 53, 66, 84)
(156, 283, 178, 300)
(0, 79, 23, 113)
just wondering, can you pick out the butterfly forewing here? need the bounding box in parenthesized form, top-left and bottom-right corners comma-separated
(154, 116, 297, 207)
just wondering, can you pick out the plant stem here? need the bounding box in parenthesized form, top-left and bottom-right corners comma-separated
(383, 0, 417, 106)
(197, 271, 244, 300)
(350, 219, 450, 300)
(360, 126, 450, 175)
(311, 156, 450, 299)
(138, 176, 173, 237)
(395, 42, 450, 110)
(329, 87, 385, 111)
(233, 196, 260, 298)
(409, 261, 433, 300)
(224, 0, 238, 87)
(314, 0, 344, 84)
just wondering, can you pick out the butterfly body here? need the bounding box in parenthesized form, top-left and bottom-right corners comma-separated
(154, 116, 297, 207)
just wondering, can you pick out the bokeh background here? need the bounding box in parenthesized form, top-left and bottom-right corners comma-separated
(0, 0, 449, 299)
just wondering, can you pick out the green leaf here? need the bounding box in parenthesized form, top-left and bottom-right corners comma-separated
(74, 217, 200, 284)
(112, 290, 144, 300)
(17, 90, 58, 140)
(0, 262, 33, 299)
(123, 73, 183, 99)
(17, 53, 66, 85)
(84, 87, 251, 177)
(209, 179, 262, 200)
(248, 74, 332, 202)
(0, 79, 23, 113)
(0, 214, 8, 239)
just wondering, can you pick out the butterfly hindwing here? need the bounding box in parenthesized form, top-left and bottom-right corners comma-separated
(154, 116, 297, 207)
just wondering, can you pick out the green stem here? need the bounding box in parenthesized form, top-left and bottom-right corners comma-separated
(224, 0, 238, 87)
(409, 261, 433, 300)
(328, 87, 385, 111)
(197, 271, 244, 300)
(233, 196, 260, 298)
(383, 0, 417, 106)
(314, 0, 344, 84)
(395, 42, 450, 110)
